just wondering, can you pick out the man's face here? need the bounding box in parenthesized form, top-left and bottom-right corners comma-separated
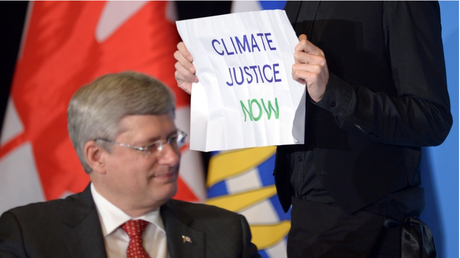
(101, 113, 180, 211)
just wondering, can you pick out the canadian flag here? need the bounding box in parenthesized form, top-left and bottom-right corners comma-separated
(0, 1, 205, 214)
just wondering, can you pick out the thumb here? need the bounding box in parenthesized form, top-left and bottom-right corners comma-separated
(298, 34, 322, 56)
(298, 34, 307, 42)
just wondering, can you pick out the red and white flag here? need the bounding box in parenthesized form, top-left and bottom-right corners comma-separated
(0, 1, 205, 214)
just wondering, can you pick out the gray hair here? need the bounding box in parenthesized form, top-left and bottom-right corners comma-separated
(67, 71, 176, 173)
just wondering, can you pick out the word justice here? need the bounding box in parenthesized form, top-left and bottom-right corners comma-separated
(212, 33, 277, 56)
(226, 63, 282, 86)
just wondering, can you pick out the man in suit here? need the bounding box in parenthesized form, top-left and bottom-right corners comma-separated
(0, 71, 260, 258)
(174, 1, 451, 257)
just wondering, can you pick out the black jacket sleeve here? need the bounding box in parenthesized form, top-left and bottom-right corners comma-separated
(315, 1, 452, 147)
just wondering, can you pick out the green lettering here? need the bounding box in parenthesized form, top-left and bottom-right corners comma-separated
(261, 98, 279, 119)
(240, 98, 279, 122)
(240, 100, 253, 121)
(251, 99, 263, 121)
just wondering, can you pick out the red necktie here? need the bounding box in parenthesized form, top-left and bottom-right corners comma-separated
(121, 220, 151, 258)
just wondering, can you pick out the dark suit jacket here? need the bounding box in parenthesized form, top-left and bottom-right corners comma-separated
(275, 1, 452, 214)
(0, 185, 260, 258)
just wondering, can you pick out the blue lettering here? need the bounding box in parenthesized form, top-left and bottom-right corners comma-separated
(222, 39, 234, 55)
(263, 64, 273, 82)
(257, 66, 264, 83)
(212, 39, 224, 55)
(226, 68, 234, 86)
(273, 63, 281, 82)
(257, 33, 267, 51)
(234, 67, 244, 85)
(249, 65, 259, 83)
(244, 66, 253, 84)
(250, 34, 261, 52)
(265, 33, 276, 50)
(230, 37, 238, 54)
(235, 35, 250, 53)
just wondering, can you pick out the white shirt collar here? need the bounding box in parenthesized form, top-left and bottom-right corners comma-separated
(90, 183, 165, 237)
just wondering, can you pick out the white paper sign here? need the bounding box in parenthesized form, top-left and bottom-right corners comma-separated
(176, 10, 305, 151)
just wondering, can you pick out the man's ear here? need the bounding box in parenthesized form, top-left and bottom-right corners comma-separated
(84, 141, 107, 174)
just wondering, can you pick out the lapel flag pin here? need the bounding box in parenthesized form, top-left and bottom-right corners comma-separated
(182, 235, 192, 243)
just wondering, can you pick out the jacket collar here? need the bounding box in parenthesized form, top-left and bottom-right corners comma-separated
(58, 185, 206, 258)
(61, 184, 108, 258)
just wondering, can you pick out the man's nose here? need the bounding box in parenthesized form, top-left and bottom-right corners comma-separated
(156, 142, 180, 165)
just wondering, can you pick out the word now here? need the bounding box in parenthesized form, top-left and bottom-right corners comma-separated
(226, 63, 281, 86)
(212, 33, 276, 56)
(240, 98, 279, 122)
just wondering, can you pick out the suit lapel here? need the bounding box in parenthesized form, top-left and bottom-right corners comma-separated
(61, 184, 108, 258)
(59, 187, 208, 258)
(161, 200, 205, 258)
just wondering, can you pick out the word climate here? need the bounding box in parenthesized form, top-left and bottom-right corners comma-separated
(212, 33, 276, 56)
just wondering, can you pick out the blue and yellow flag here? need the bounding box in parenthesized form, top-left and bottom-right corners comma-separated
(206, 147, 291, 257)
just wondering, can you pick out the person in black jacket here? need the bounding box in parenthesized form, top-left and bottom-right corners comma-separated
(174, 2, 452, 257)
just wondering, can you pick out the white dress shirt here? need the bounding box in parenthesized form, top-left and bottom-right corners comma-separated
(91, 184, 169, 258)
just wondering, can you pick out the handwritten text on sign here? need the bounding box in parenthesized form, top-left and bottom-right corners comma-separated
(176, 10, 304, 151)
(212, 33, 281, 87)
(211, 32, 283, 122)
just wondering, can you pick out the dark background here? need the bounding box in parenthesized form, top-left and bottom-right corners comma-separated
(0, 1, 28, 132)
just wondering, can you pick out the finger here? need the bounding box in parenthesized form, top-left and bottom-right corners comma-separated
(292, 64, 322, 81)
(295, 36, 323, 57)
(177, 42, 193, 62)
(174, 70, 193, 94)
(292, 64, 308, 84)
(298, 34, 307, 42)
(294, 51, 326, 66)
(293, 68, 327, 102)
(175, 61, 198, 83)
(174, 50, 196, 74)
(292, 62, 327, 88)
(295, 34, 310, 52)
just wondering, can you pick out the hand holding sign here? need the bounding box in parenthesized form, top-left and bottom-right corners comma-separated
(292, 34, 329, 103)
(176, 10, 306, 151)
(174, 42, 197, 94)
